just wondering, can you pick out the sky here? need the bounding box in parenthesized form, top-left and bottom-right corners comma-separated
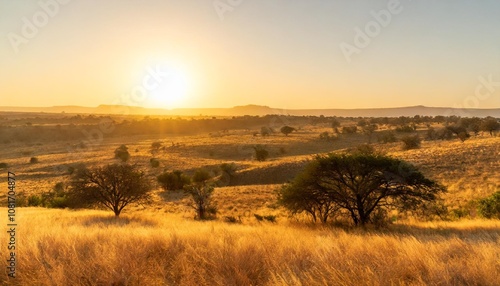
(1, 0, 500, 110)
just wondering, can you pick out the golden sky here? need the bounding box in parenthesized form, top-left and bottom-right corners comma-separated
(1, 0, 500, 109)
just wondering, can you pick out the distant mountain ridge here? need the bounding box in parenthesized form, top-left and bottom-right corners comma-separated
(1, 104, 499, 118)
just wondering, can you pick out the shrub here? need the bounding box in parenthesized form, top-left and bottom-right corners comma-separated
(260, 126, 272, 136)
(220, 163, 237, 177)
(114, 145, 130, 162)
(478, 191, 500, 219)
(253, 145, 269, 161)
(157, 170, 190, 191)
(401, 135, 421, 150)
(319, 131, 336, 141)
(192, 169, 212, 184)
(396, 125, 415, 133)
(0, 162, 8, 169)
(377, 131, 397, 143)
(27, 195, 43, 206)
(280, 126, 296, 136)
(150, 158, 160, 168)
(30, 157, 39, 164)
(342, 126, 357, 134)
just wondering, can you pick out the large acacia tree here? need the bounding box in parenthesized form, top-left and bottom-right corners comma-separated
(70, 164, 152, 217)
(279, 153, 445, 225)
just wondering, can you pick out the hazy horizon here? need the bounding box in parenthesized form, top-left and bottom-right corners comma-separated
(2, 1, 500, 110)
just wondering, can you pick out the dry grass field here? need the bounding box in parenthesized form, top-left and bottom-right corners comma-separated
(1, 117, 500, 285)
(0, 208, 498, 286)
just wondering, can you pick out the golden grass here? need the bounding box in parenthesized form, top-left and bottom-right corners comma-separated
(2, 208, 499, 285)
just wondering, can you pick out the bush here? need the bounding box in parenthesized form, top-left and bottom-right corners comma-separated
(150, 158, 160, 168)
(280, 126, 296, 136)
(342, 126, 357, 134)
(30, 157, 39, 164)
(260, 126, 272, 136)
(478, 191, 500, 219)
(401, 135, 421, 150)
(396, 125, 416, 133)
(157, 170, 190, 191)
(253, 145, 269, 161)
(377, 131, 397, 143)
(319, 131, 336, 141)
(114, 145, 130, 162)
(192, 169, 212, 184)
(0, 162, 8, 169)
(27, 195, 43, 206)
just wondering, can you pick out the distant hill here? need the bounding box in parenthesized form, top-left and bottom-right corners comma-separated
(1, 104, 499, 117)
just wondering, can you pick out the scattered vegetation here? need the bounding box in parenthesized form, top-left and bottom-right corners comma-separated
(157, 170, 190, 191)
(253, 145, 269, 161)
(114, 144, 130, 162)
(401, 134, 421, 150)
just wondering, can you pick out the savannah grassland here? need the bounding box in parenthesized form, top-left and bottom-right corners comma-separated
(0, 113, 499, 285)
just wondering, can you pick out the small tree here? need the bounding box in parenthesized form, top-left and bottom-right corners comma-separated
(185, 184, 217, 220)
(260, 126, 272, 136)
(401, 135, 421, 150)
(279, 153, 444, 225)
(114, 145, 130, 162)
(70, 164, 152, 217)
(253, 145, 269, 161)
(480, 117, 500, 136)
(150, 141, 162, 155)
(185, 168, 216, 219)
(280, 126, 296, 136)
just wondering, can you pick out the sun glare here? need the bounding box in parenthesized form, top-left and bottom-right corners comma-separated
(148, 66, 190, 109)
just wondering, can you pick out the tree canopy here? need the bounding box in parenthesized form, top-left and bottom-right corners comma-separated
(70, 164, 152, 216)
(279, 153, 445, 225)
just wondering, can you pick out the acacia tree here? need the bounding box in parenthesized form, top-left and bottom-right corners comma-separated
(280, 126, 296, 136)
(480, 117, 500, 136)
(279, 153, 445, 225)
(70, 164, 152, 217)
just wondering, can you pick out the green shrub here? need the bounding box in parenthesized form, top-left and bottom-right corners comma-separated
(157, 170, 190, 191)
(192, 169, 212, 184)
(478, 191, 500, 219)
(30, 157, 39, 164)
(27, 195, 43, 206)
(0, 162, 8, 169)
(401, 135, 421, 150)
(253, 145, 269, 161)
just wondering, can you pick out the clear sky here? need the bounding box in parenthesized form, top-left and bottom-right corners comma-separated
(1, 0, 500, 109)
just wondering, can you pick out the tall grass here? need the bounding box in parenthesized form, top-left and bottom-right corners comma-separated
(2, 208, 499, 285)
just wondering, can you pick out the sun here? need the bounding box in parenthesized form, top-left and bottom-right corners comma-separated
(147, 66, 190, 109)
